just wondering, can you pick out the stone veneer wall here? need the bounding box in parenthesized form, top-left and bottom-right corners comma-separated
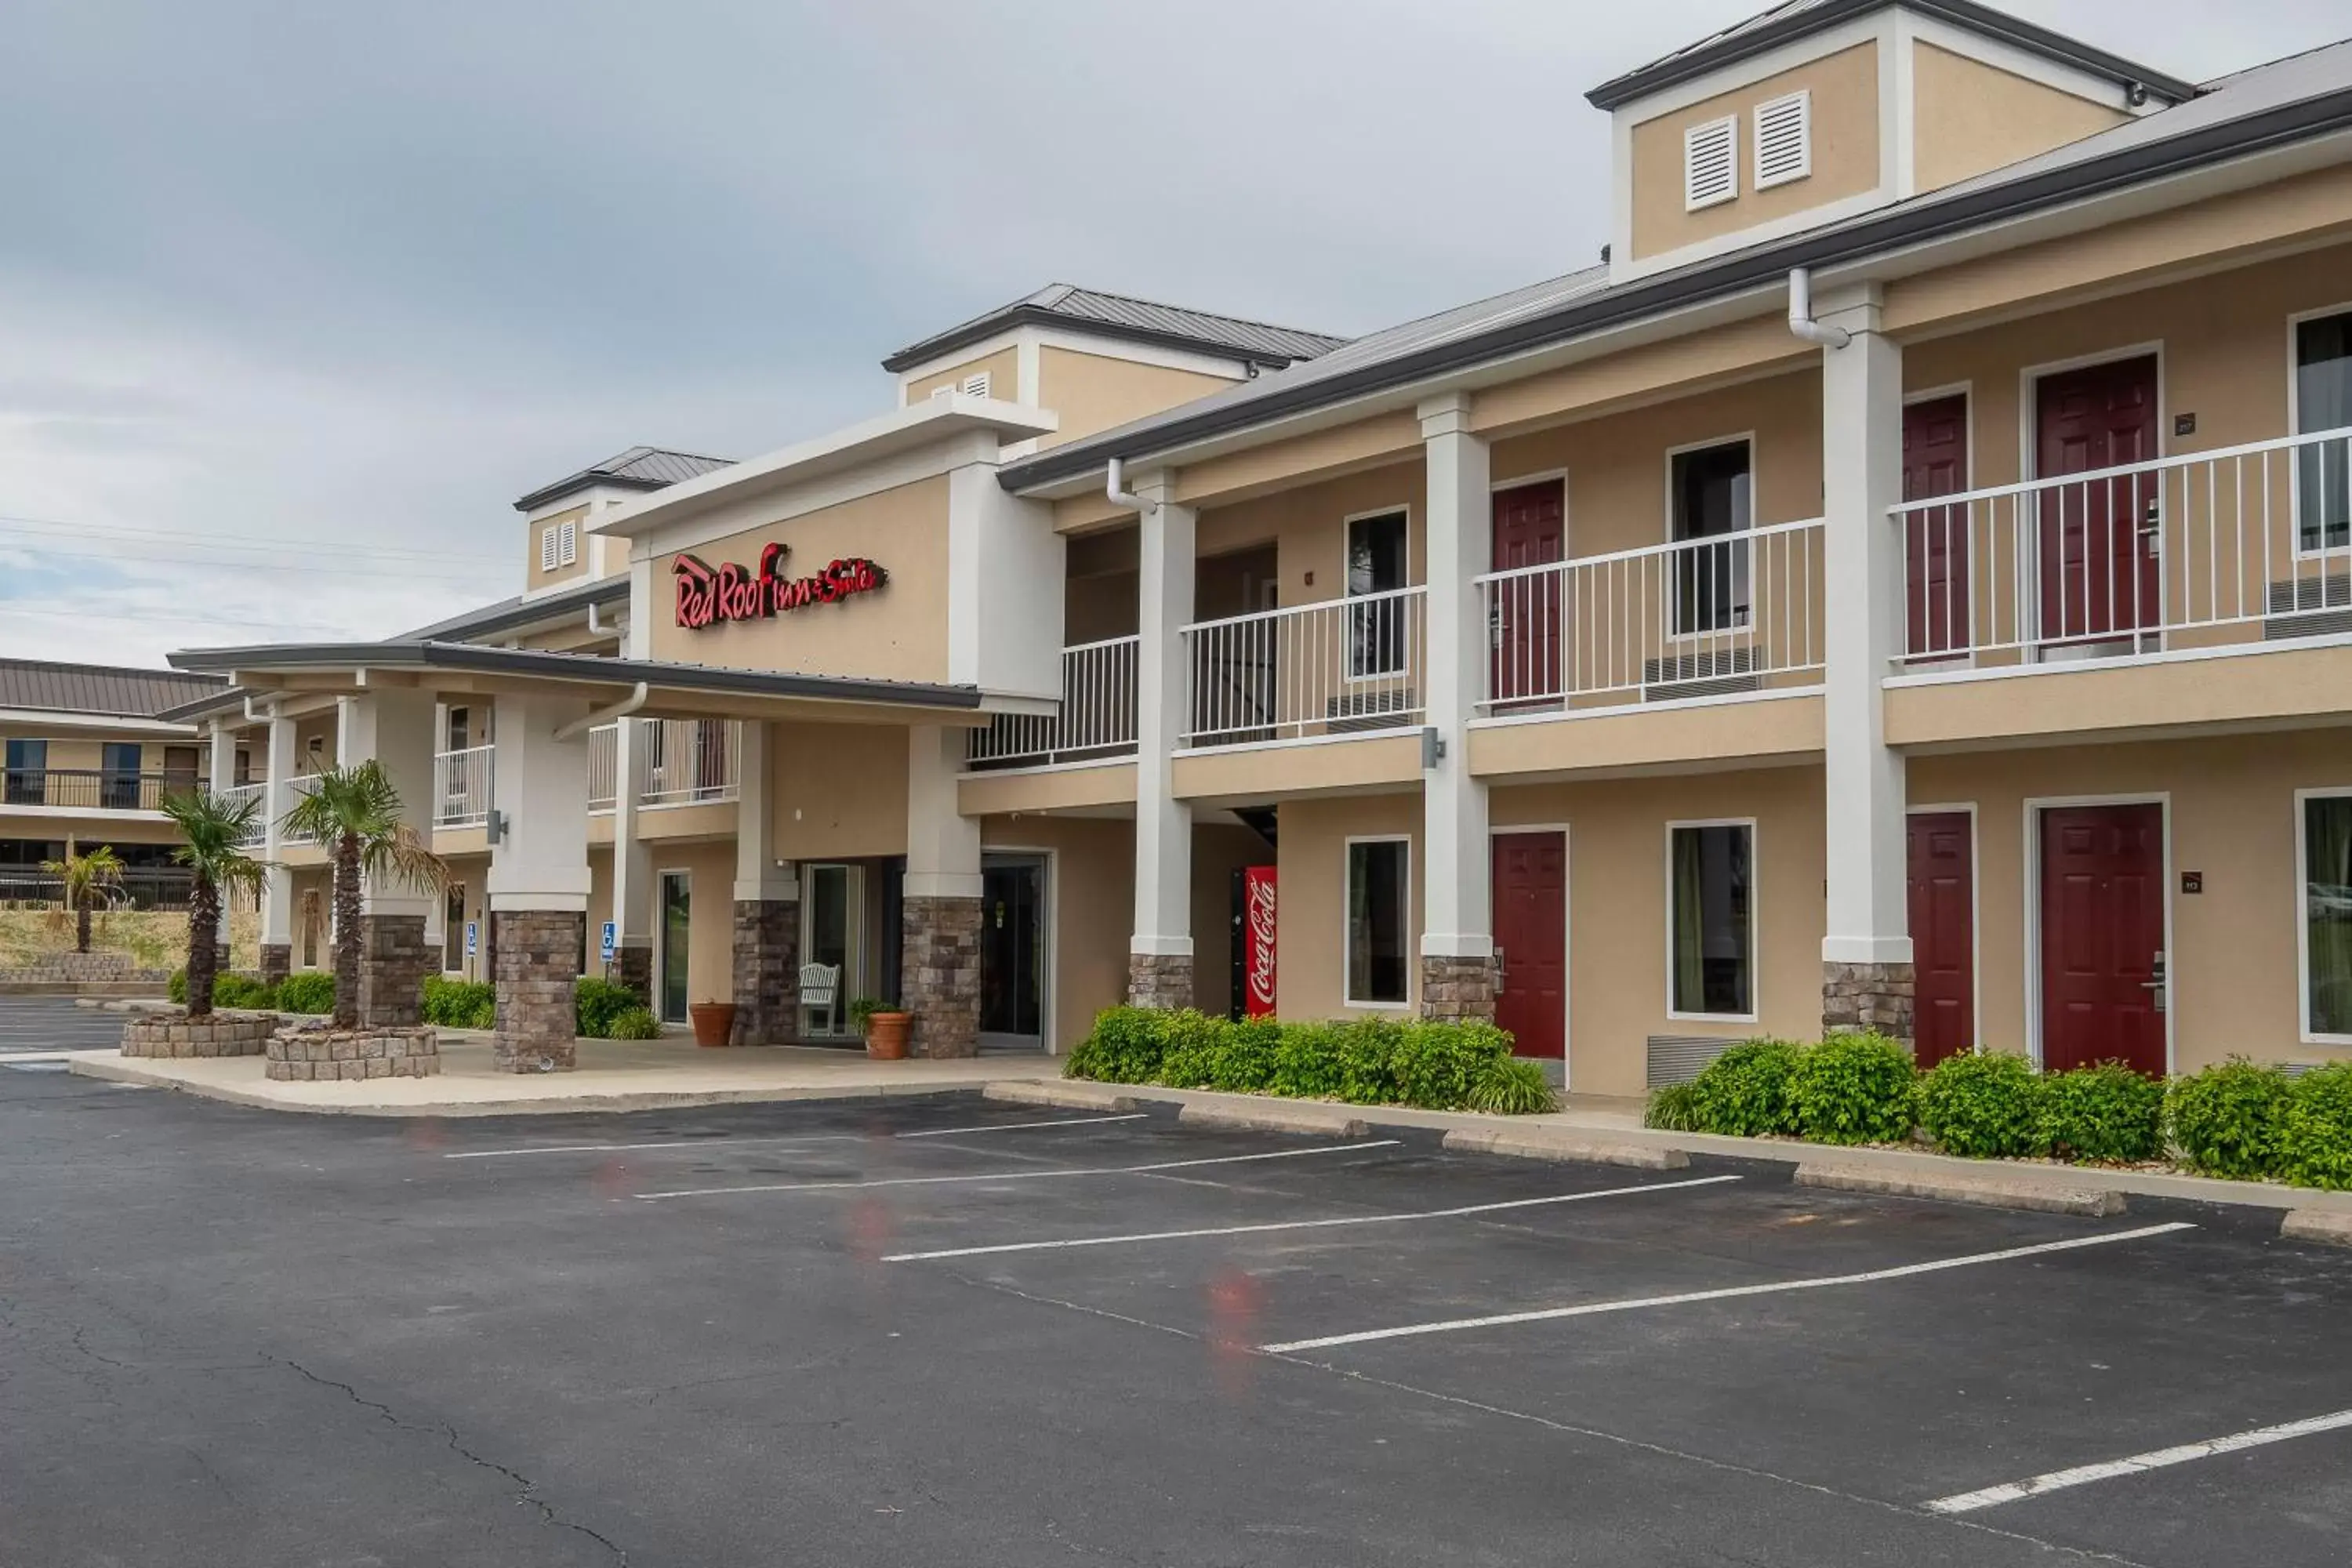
(1418, 955, 1499, 1022)
(258, 943, 292, 988)
(121, 1014, 275, 1058)
(355, 914, 431, 1029)
(731, 899, 799, 1046)
(266, 1027, 439, 1080)
(1125, 953, 1194, 1011)
(900, 895, 981, 1059)
(493, 909, 586, 1072)
(1822, 960, 1915, 1043)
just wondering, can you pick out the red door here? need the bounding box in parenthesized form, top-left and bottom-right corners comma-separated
(2035, 357, 2161, 648)
(1904, 394, 1969, 658)
(1906, 811, 1975, 1068)
(2040, 804, 2167, 1076)
(1492, 832, 1566, 1062)
(1490, 480, 1565, 707)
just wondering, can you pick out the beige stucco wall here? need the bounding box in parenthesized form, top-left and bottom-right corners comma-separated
(1195, 457, 1426, 608)
(1035, 347, 1235, 449)
(980, 815, 1131, 1054)
(1471, 693, 1824, 779)
(1173, 734, 1424, 805)
(905, 347, 1019, 405)
(524, 503, 592, 593)
(960, 760, 1137, 818)
(1276, 792, 1421, 1022)
(1193, 820, 1276, 1024)
(646, 475, 951, 683)
(768, 720, 910, 862)
(1629, 41, 1880, 261)
(1911, 42, 2127, 194)
(645, 837, 739, 1009)
(1064, 525, 1139, 644)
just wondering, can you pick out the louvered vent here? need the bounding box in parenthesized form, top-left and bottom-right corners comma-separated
(961, 372, 992, 398)
(1683, 115, 1737, 211)
(539, 526, 559, 573)
(1754, 91, 1811, 190)
(557, 518, 579, 567)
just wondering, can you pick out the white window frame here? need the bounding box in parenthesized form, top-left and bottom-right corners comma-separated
(1682, 114, 1738, 212)
(1342, 834, 1414, 1011)
(1341, 504, 1415, 685)
(1661, 432, 1758, 644)
(1752, 89, 1812, 191)
(1664, 816, 1759, 1025)
(2296, 786, 2352, 1046)
(2288, 300, 2352, 561)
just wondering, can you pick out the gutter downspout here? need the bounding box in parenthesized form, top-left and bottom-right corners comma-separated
(1786, 267, 1851, 350)
(587, 598, 623, 640)
(555, 681, 649, 741)
(1106, 456, 1156, 514)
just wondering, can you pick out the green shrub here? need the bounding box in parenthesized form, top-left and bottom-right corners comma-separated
(1918, 1051, 2045, 1158)
(1466, 1055, 1559, 1115)
(167, 967, 187, 1004)
(2281, 1063, 2352, 1191)
(1204, 1018, 1283, 1093)
(2038, 1062, 2166, 1163)
(211, 974, 278, 1011)
(604, 1006, 664, 1041)
(1684, 1040, 1804, 1138)
(1269, 1021, 1347, 1099)
(2166, 1058, 2292, 1180)
(1332, 1018, 1403, 1105)
(274, 971, 335, 1014)
(1390, 1019, 1509, 1111)
(421, 975, 496, 1030)
(575, 976, 643, 1040)
(1065, 1006, 1173, 1083)
(1155, 1011, 1230, 1089)
(1644, 1080, 1705, 1132)
(1788, 1031, 1918, 1145)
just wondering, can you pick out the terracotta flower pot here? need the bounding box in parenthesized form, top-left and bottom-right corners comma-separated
(688, 1002, 738, 1048)
(865, 1011, 912, 1060)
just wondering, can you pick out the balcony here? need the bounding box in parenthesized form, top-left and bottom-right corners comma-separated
(637, 719, 739, 808)
(433, 745, 495, 829)
(587, 724, 619, 813)
(967, 636, 1140, 770)
(1181, 587, 1427, 749)
(218, 781, 268, 848)
(1474, 521, 1826, 714)
(0, 768, 193, 814)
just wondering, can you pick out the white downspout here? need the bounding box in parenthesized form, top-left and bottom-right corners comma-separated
(1787, 267, 1851, 350)
(587, 598, 623, 639)
(1106, 456, 1156, 514)
(555, 681, 649, 741)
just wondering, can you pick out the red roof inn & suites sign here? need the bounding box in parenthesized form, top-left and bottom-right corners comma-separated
(673, 543, 887, 629)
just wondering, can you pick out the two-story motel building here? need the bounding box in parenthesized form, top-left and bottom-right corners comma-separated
(158, 0, 2352, 1087)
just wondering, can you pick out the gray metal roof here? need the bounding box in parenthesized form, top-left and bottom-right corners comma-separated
(1586, 0, 2196, 111)
(880, 283, 1350, 375)
(1006, 35, 2352, 493)
(513, 445, 734, 513)
(397, 572, 631, 643)
(0, 657, 225, 720)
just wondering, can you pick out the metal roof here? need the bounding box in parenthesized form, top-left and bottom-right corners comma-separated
(513, 445, 735, 514)
(1585, 0, 2197, 111)
(0, 657, 226, 720)
(397, 572, 631, 643)
(880, 283, 1350, 375)
(1005, 36, 2352, 493)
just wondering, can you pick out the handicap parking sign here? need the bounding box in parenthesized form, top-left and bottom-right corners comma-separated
(600, 921, 617, 963)
(465, 920, 478, 957)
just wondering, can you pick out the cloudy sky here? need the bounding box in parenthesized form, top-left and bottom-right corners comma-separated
(2, 0, 2341, 668)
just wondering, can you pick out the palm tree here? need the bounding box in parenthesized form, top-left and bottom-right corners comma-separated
(281, 761, 449, 1029)
(42, 844, 125, 954)
(159, 788, 266, 1018)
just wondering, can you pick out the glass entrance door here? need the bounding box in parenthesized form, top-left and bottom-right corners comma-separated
(659, 871, 691, 1023)
(800, 865, 859, 1037)
(980, 855, 1046, 1044)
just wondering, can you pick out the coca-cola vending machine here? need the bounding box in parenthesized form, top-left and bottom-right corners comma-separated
(1242, 865, 1278, 1019)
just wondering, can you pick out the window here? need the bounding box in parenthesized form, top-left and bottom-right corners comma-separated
(445, 706, 470, 753)
(2304, 794, 2352, 1036)
(1753, 90, 1811, 190)
(961, 372, 992, 398)
(1684, 114, 1737, 211)
(2296, 310, 2352, 553)
(1345, 838, 1410, 1007)
(540, 525, 559, 573)
(1670, 440, 1753, 635)
(557, 518, 579, 567)
(1670, 822, 1754, 1018)
(1345, 510, 1409, 677)
(4, 738, 45, 806)
(101, 742, 143, 811)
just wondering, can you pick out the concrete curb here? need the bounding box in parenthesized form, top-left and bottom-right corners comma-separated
(1796, 1162, 2129, 1218)
(1178, 1102, 1371, 1138)
(982, 1080, 1139, 1112)
(2281, 1209, 2352, 1248)
(1443, 1128, 1690, 1171)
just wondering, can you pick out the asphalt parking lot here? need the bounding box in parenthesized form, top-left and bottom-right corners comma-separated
(0, 996, 132, 1054)
(5, 1069, 2350, 1566)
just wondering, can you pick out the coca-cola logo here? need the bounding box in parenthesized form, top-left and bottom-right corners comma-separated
(673, 543, 886, 629)
(1245, 868, 1277, 1017)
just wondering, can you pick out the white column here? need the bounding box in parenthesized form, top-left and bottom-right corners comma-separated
(261, 711, 296, 954)
(612, 717, 656, 957)
(1417, 393, 1494, 965)
(734, 720, 795, 902)
(1818, 284, 1911, 971)
(485, 694, 595, 914)
(905, 724, 981, 898)
(340, 688, 437, 918)
(206, 720, 237, 949)
(1131, 470, 1195, 960)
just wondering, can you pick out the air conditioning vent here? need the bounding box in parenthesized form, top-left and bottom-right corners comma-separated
(1754, 90, 1811, 190)
(961, 372, 992, 398)
(1684, 115, 1737, 211)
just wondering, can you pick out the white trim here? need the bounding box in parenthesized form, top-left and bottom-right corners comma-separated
(1343, 833, 1415, 1010)
(1889, 8, 1918, 200)
(980, 846, 1058, 1054)
(895, 323, 1256, 401)
(1490, 823, 1572, 1088)
(1341, 503, 1417, 688)
(0, 710, 199, 737)
(1904, 10, 2167, 119)
(1621, 187, 1894, 285)
(2287, 299, 2352, 560)
(654, 866, 691, 1023)
(1467, 681, 1820, 731)
(1664, 816, 1761, 1025)
(1683, 114, 1740, 212)
(2293, 786, 2352, 1047)
(2020, 793, 2174, 1072)
(1907, 800, 1982, 1055)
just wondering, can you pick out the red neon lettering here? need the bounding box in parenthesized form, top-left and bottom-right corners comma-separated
(673, 545, 888, 628)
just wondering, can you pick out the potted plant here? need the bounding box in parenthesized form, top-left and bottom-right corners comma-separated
(851, 996, 911, 1061)
(688, 998, 738, 1048)
(120, 788, 272, 1061)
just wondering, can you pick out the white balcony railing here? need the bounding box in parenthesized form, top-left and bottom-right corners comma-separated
(282, 774, 324, 847)
(219, 781, 267, 848)
(1181, 586, 1426, 748)
(432, 744, 495, 829)
(1474, 520, 1825, 713)
(587, 724, 618, 813)
(637, 719, 739, 807)
(1893, 426, 2352, 665)
(967, 636, 1141, 769)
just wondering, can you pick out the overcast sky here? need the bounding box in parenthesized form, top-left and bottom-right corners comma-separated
(2, 0, 2341, 668)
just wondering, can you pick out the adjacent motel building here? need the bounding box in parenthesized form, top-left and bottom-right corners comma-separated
(127, 0, 2352, 1086)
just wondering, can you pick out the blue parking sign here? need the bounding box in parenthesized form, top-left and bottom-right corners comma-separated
(600, 921, 617, 963)
(464, 920, 478, 957)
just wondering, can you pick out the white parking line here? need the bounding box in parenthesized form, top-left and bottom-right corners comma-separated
(892, 1113, 1147, 1138)
(1260, 1221, 2197, 1354)
(636, 1139, 1402, 1200)
(1924, 1407, 2352, 1514)
(882, 1174, 1744, 1262)
(444, 1112, 1145, 1160)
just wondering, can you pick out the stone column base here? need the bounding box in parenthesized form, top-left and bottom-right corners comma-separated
(356, 914, 431, 1029)
(266, 1024, 439, 1080)
(609, 942, 652, 1000)
(1822, 960, 1915, 1044)
(1418, 955, 1499, 1022)
(731, 899, 799, 1045)
(493, 910, 586, 1072)
(258, 943, 292, 989)
(901, 895, 981, 1058)
(1126, 953, 1195, 1011)
(122, 1013, 274, 1058)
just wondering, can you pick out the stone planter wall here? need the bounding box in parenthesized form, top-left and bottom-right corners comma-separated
(121, 1012, 276, 1058)
(266, 1025, 440, 1080)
